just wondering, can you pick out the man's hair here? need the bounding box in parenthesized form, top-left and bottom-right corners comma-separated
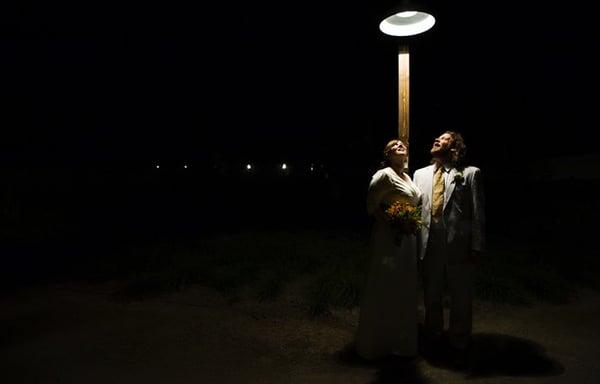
(442, 130, 467, 166)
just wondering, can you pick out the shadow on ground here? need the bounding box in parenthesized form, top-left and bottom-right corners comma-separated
(335, 343, 432, 384)
(420, 332, 564, 378)
(466, 333, 565, 378)
(335, 331, 564, 383)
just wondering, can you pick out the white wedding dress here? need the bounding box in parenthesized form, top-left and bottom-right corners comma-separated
(356, 167, 422, 359)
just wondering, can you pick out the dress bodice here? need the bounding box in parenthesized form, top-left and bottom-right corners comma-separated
(367, 167, 421, 215)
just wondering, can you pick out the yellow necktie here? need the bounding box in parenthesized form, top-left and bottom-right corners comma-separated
(432, 167, 445, 222)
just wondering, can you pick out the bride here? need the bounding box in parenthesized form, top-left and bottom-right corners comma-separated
(356, 139, 422, 359)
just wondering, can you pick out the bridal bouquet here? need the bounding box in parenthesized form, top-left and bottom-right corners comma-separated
(383, 201, 423, 246)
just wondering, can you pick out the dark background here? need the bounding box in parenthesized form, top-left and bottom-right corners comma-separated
(1, 1, 598, 282)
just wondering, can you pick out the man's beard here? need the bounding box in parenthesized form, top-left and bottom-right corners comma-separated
(431, 147, 449, 158)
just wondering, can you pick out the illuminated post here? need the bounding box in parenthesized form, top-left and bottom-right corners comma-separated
(398, 45, 410, 145)
(379, 5, 436, 167)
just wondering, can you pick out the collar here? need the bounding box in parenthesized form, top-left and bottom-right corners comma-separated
(435, 163, 453, 173)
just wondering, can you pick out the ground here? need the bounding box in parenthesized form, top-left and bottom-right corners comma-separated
(2, 279, 600, 384)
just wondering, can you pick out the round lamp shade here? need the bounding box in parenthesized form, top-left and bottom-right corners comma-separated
(379, 11, 436, 36)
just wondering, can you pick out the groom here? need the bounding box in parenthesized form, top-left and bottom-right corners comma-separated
(413, 131, 485, 366)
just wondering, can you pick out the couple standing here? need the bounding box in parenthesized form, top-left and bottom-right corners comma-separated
(355, 131, 485, 366)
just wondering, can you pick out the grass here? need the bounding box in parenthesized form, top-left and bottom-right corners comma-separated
(308, 267, 364, 316)
(475, 237, 577, 305)
(97, 230, 588, 312)
(109, 229, 369, 307)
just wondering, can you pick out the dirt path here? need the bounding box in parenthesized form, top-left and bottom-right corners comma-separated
(1, 282, 599, 384)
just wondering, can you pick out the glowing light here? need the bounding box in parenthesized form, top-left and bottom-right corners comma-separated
(183, 164, 188, 169)
(379, 11, 435, 36)
(155, 165, 160, 169)
(246, 164, 252, 170)
(281, 163, 287, 170)
(397, 11, 417, 18)
(310, 164, 315, 172)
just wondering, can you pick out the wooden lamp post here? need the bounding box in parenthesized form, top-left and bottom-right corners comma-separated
(378, 2, 436, 165)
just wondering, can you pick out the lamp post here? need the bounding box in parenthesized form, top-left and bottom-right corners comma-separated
(378, 2, 436, 163)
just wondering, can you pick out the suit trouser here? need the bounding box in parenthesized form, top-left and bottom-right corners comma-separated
(422, 225, 473, 349)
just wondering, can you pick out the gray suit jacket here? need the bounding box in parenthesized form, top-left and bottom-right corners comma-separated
(413, 164, 485, 263)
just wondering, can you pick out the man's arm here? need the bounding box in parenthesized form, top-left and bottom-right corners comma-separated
(470, 168, 485, 254)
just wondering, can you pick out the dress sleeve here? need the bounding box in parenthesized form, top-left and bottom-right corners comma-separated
(366, 170, 391, 216)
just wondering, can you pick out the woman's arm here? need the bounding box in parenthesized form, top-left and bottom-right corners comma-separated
(366, 170, 391, 222)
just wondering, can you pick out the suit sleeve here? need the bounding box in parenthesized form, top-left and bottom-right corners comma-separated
(470, 168, 485, 251)
(412, 170, 419, 186)
(413, 170, 423, 206)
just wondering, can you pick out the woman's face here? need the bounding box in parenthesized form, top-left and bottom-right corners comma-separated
(389, 140, 407, 158)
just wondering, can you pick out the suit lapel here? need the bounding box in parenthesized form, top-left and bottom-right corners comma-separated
(444, 168, 456, 210)
(426, 165, 435, 201)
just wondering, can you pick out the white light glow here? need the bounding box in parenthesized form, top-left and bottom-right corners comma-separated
(155, 165, 160, 169)
(184, 164, 188, 169)
(281, 163, 287, 170)
(397, 11, 417, 18)
(246, 164, 252, 170)
(379, 11, 435, 37)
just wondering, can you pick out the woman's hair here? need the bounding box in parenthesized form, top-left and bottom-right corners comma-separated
(380, 139, 408, 169)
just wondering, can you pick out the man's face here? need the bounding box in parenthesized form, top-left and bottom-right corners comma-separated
(430, 133, 453, 157)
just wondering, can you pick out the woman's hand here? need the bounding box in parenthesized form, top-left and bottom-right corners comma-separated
(373, 208, 389, 224)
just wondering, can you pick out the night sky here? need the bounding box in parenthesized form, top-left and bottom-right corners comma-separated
(1, 1, 597, 169)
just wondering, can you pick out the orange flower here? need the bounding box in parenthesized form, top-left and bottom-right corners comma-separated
(383, 201, 423, 236)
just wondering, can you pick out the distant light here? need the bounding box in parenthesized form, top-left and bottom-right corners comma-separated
(155, 165, 160, 169)
(310, 164, 315, 172)
(183, 164, 188, 169)
(246, 164, 252, 170)
(281, 163, 287, 170)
